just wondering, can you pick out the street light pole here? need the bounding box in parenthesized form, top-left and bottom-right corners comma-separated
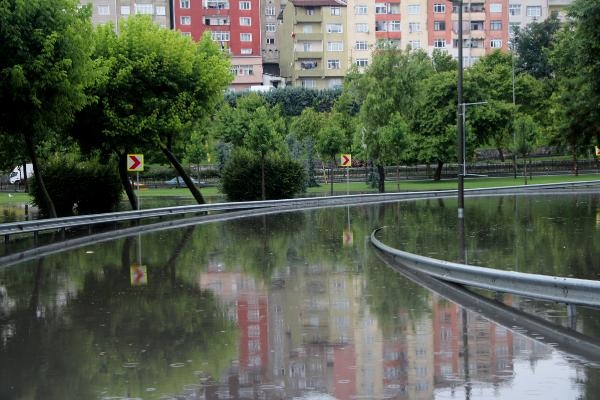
(457, 0, 464, 219)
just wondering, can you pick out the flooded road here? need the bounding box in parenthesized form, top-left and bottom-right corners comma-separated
(1, 193, 600, 399)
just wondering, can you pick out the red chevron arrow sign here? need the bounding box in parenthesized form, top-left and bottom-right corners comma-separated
(127, 154, 144, 171)
(340, 154, 351, 167)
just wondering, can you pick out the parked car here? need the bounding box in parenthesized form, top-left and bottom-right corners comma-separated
(164, 176, 200, 186)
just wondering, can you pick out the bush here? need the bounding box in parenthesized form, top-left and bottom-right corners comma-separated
(220, 149, 307, 201)
(30, 156, 122, 217)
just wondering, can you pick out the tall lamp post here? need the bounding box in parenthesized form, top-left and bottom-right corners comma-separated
(456, 0, 465, 220)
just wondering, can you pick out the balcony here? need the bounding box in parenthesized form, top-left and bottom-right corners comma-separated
(296, 13, 322, 23)
(296, 67, 325, 77)
(294, 32, 323, 41)
(295, 51, 323, 59)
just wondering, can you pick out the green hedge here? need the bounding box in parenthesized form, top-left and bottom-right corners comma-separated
(220, 149, 307, 201)
(30, 157, 122, 217)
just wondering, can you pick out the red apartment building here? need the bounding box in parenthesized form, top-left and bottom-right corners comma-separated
(172, 0, 264, 91)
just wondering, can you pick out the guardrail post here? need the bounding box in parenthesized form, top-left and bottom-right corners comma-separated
(4, 234, 8, 244)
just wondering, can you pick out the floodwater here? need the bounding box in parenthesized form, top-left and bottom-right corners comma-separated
(1, 193, 600, 399)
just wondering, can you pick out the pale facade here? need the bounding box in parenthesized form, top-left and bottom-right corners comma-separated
(346, 0, 376, 71)
(81, 0, 171, 30)
(278, 0, 349, 89)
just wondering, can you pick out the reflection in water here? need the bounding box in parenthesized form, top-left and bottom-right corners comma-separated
(0, 194, 600, 399)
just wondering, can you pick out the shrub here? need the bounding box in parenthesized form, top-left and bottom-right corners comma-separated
(30, 156, 122, 217)
(220, 149, 306, 201)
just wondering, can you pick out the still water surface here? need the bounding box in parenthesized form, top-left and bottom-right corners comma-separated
(1, 193, 600, 399)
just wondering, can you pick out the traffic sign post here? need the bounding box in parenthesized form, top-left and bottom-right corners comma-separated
(340, 154, 351, 195)
(127, 154, 144, 209)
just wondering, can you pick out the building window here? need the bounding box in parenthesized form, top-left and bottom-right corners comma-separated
(121, 5, 130, 15)
(240, 33, 252, 41)
(355, 58, 368, 67)
(265, 6, 275, 15)
(241, 48, 252, 54)
(408, 40, 421, 49)
(526, 6, 542, 17)
(266, 23, 276, 32)
(97, 5, 110, 15)
(375, 4, 387, 14)
(266, 37, 275, 45)
(205, 0, 229, 8)
(135, 4, 153, 14)
(407, 4, 420, 14)
(355, 40, 368, 50)
(180, 16, 191, 25)
(305, 7, 315, 15)
(509, 4, 521, 16)
(408, 22, 420, 33)
(300, 60, 318, 69)
(327, 23, 343, 33)
(390, 20, 400, 31)
(490, 20, 502, 30)
(434, 20, 446, 31)
(212, 31, 230, 41)
(433, 3, 445, 13)
(434, 39, 446, 48)
(239, 1, 251, 10)
(355, 23, 368, 33)
(205, 17, 229, 25)
(156, 6, 166, 15)
(181, 32, 192, 37)
(355, 5, 368, 15)
(327, 59, 341, 69)
(329, 78, 343, 88)
(240, 17, 251, 25)
(301, 79, 316, 88)
(490, 39, 502, 48)
(328, 41, 343, 51)
(303, 42, 312, 51)
(490, 3, 502, 13)
(180, 0, 190, 8)
(331, 6, 340, 15)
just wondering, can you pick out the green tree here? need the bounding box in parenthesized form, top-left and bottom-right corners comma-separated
(512, 14, 561, 79)
(0, 0, 98, 218)
(289, 108, 327, 187)
(316, 112, 352, 195)
(75, 17, 231, 209)
(512, 115, 537, 184)
(409, 70, 458, 180)
(351, 48, 432, 190)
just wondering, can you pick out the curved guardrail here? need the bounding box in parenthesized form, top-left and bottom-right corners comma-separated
(370, 227, 600, 307)
(2, 179, 599, 240)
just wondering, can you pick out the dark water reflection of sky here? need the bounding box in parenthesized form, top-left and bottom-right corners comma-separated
(1, 193, 600, 399)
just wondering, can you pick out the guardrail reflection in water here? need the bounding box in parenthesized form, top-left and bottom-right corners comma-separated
(370, 227, 600, 307)
(374, 249, 600, 365)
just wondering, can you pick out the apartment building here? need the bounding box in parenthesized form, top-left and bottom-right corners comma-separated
(81, 0, 171, 29)
(278, 0, 349, 89)
(172, 0, 265, 91)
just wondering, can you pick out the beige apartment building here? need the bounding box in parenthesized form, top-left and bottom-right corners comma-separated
(278, 0, 349, 89)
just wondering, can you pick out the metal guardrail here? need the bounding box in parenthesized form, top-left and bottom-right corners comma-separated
(2, 180, 600, 241)
(370, 227, 600, 307)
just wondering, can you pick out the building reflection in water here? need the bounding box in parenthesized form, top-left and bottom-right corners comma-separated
(193, 256, 560, 400)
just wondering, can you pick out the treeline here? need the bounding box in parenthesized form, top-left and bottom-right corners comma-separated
(1, 0, 599, 217)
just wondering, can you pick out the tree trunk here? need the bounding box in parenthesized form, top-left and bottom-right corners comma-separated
(572, 150, 579, 176)
(497, 147, 505, 162)
(523, 156, 528, 185)
(261, 154, 266, 200)
(377, 163, 385, 193)
(330, 157, 335, 196)
(118, 152, 138, 210)
(24, 134, 57, 218)
(160, 143, 206, 204)
(433, 160, 444, 181)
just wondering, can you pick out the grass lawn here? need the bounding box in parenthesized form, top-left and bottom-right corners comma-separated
(1, 173, 598, 206)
